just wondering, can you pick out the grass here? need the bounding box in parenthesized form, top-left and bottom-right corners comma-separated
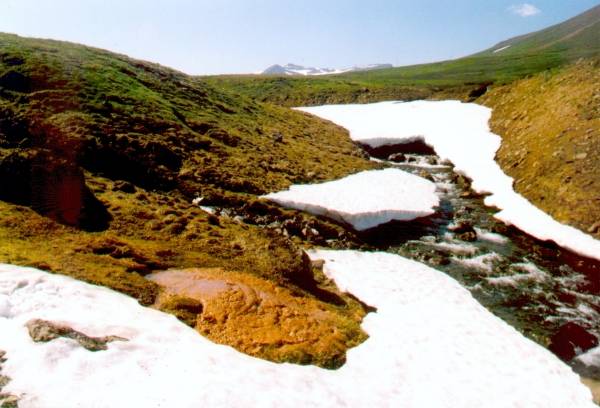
(203, 50, 577, 107)
(481, 58, 600, 236)
(205, 5, 600, 106)
(0, 32, 376, 367)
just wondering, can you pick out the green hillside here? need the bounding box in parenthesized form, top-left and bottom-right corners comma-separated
(205, 4, 600, 105)
(0, 33, 374, 367)
(476, 4, 600, 58)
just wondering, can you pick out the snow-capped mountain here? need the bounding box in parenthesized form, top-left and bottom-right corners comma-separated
(261, 63, 393, 76)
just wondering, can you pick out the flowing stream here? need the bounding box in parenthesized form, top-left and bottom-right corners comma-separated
(362, 148, 600, 373)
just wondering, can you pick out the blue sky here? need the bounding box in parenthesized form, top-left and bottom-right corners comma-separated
(1, 0, 598, 74)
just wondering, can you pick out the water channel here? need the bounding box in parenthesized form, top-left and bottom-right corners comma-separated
(361, 145, 600, 378)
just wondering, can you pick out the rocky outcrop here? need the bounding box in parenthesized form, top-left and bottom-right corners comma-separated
(0, 150, 111, 231)
(549, 322, 598, 361)
(387, 153, 406, 162)
(449, 221, 477, 242)
(360, 139, 436, 159)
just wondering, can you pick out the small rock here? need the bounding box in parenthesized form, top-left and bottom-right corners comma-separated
(587, 222, 600, 234)
(272, 132, 284, 143)
(549, 322, 598, 361)
(311, 259, 325, 270)
(135, 192, 149, 201)
(449, 221, 477, 242)
(207, 214, 220, 226)
(387, 153, 406, 162)
(418, 170, 435, 182)
(282, 218, 303, 236)
(575, 153, 588, 160)
(26, 319, 128, 352)
(457, 231, 477, 242)
(449, 221, 475, 234)
(112, 180, 136, 193)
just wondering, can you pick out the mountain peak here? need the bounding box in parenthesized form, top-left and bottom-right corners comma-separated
(261, 63, 393, 76)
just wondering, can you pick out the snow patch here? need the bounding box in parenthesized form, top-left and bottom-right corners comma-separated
(493, 45, 511, 53)
(199, 206, 216, 215)
(263, 168, 439, 230)
(297, 101, 600, 261)
(0, 259, 594, 407)
(262, 63, 393, 76)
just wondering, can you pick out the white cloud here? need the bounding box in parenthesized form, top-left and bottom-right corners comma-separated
(509, 3, 541, 17)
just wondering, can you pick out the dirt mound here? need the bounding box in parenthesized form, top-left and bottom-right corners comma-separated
(149, 268, 369, 368)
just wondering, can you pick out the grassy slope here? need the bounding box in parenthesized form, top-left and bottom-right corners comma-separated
(481, 59, 600, 237)
(205, 5, 600, 106)
(0, 33, 376, 367)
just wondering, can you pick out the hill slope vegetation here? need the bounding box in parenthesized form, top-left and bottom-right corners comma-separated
(0, 33, 376, 368)
(205, 5, 600, 106)
(482, 59, 600, 238)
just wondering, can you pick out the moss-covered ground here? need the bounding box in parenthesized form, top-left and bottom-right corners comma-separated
(0, 5, 598, 368)
(481, 59, 600, 237)
(0, 33, 376, 368)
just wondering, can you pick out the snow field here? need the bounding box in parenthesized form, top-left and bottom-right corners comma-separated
(297, 100, 600, 261)
(0, 258, 594, 408)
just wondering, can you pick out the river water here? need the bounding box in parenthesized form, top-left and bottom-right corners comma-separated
(361, 149, 600, 373)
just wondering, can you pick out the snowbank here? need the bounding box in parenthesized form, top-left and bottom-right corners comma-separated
(298, 101, 600, 261)
(0, 260, 593, 407)
(263, 168, 439, 230)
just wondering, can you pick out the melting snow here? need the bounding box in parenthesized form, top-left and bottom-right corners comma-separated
(297, 100, 600, 261)
(577, 346, 600, 371)
(475, 227, 510, 244)
(452, 252, 504, 274)
(0, 259, 594, 407)
(429, 240, 480, 256)
(486, 262, 550, 287)
(263, 168, 439, 230)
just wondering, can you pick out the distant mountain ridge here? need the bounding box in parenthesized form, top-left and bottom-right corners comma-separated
(262, 63, 393, 76)
(206, 4, 600, 106)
